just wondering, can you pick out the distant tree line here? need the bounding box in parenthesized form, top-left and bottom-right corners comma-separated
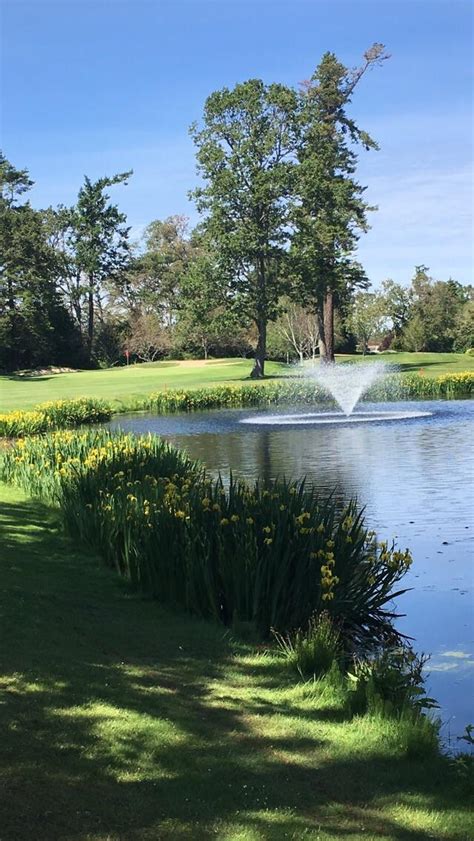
(1, 44, 472, 374)
(346, 269, 473, 354)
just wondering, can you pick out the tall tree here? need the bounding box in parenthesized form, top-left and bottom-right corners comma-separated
(291, 44, 389, 363)
(452, 299, 474, 353)
(119, 216, 198, 325)
(177, 251, 249, 359)
(400, 265, 468, 352)
(190, 79, 297, 377)
(72, 172, 132, 360)
(0, 154, 78, 370)
(44, 204, 84, 332)
(380, 278, 413, 338)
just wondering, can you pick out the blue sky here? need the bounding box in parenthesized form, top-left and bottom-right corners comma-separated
(2, 0, 472, 285)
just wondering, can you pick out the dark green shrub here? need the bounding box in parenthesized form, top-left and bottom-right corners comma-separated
(347, 646, 438, 716)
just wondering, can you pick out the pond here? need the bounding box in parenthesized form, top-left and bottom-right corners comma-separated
(109, 399, 474, 745)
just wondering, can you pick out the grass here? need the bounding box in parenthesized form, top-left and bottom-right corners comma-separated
(337, 352, 474, 376)
(1, 353, 473, 412)
(1, 482, 472, 841)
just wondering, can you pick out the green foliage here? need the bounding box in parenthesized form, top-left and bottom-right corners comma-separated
(367, 371, 474, 400)
(65, 171, 132, 362)
(92, 318, 128, 367)
(177, 250, 250, 359)
(385, 708, 440, 760)
(291, 45, 389, 361)
(453, 301, 474, 353)
(141, 372, 473, 412)
(0, 154, 82, 371)
(119, 215, 198, 330)
(347, 647, 439, 716)
(380, 279, 413, 337)
(347, 291, 387, 352)
(190, 78, 298, 377)
(272, 612, 341, 678)
(142, 381, 327, 412)
(0, 398, 111, 438)
(2, 430, 414, 648)
(394, 267, 471, 353)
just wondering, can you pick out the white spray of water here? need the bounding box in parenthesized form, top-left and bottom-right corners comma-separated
(240, 408, 431, 426)
(305, 361, 389, 416)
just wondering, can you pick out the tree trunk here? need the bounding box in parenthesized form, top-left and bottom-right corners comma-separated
(6, 277, 18, 369)
(87, 276, 94, 359)
(317, 310, 327, 361)
(319, 291, 335, 364)
(7, 277, 15, 313)
(250, 257, 267, 378)
(251, 319, 266, 378)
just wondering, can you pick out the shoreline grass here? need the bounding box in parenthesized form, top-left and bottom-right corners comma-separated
(1, 353, 473, 413)
(1, 482, 472, 841)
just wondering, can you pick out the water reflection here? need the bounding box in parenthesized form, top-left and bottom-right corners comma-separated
(109, 400, 474, 740)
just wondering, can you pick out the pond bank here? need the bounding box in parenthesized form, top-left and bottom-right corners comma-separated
(109, 399, 474, 742)
(0, 482, 472, 841)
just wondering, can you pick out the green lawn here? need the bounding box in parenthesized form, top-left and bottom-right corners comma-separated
(0, 359, 289, 412)
(0, 482, 472, 841)
(1, 353, 472, 412)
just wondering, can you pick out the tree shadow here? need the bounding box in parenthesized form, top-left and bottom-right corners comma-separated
(393, 360, 462, 373)
(0, 495, 470, 841)
(3, 374, 54, 382)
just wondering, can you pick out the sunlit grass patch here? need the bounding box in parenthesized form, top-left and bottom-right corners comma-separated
(51, 702, 187, 782)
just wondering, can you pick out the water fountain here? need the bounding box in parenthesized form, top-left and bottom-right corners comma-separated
(241, 361, 432, 426)
(309, 360, 388, 416)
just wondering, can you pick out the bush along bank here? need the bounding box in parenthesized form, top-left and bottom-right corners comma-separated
(0, 398, 112, 437)
(1, 428, 413, 649)
(127, 371, 474, 413)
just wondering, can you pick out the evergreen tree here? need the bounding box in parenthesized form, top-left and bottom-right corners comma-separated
(291, 44, 389, 362)
(0, 154, 79, 370)
(72, 172, 132, 361)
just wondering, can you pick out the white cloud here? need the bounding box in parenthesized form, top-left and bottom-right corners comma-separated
(358, 163, 473, 285)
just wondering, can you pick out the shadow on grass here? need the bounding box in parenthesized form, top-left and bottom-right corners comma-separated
(3, 374, 55, 383)
(0, 494, 470, 841)
(392, 360, 461, 373)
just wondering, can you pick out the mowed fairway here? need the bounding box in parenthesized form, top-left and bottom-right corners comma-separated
(0, 359, 289, 412)
(1, 353, 473, 412)
(0, 482, 472, 841)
